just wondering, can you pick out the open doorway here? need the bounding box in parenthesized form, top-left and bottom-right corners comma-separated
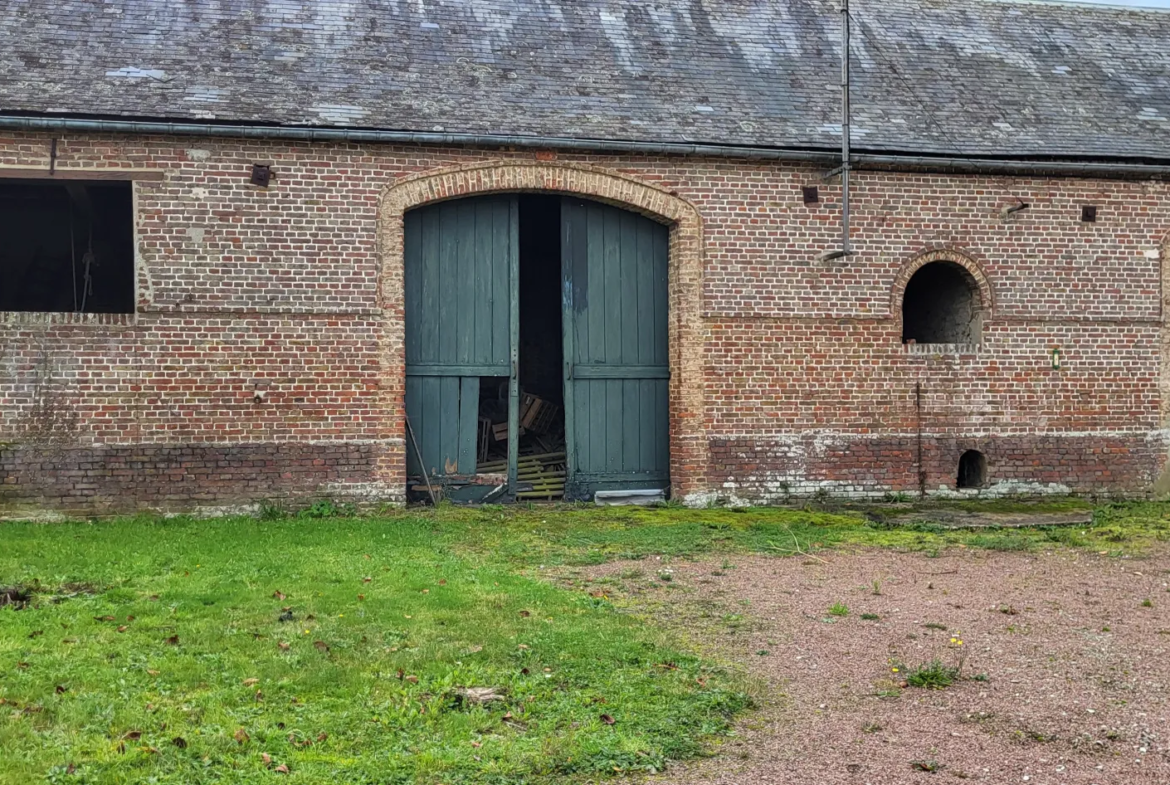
(476, 196, 567, 499)
(404, 192, 669, 503)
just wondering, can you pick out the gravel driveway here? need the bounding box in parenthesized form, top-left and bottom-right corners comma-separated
(576, 546, 1170, 784)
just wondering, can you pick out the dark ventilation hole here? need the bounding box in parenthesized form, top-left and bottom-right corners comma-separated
(802, 186, 819, 204)
(1081, 205, 1097, 223)
(957, 450, 987, 490)
(901, 261, 982, 344)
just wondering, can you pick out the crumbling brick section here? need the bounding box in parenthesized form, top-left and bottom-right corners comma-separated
(0, 442, 385, 516)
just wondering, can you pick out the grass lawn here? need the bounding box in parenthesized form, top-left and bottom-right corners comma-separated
(2, 498, 1168, 784)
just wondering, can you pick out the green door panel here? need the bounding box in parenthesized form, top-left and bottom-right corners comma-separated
(561, 198, 670, 500)
(405, 196, 517, 480)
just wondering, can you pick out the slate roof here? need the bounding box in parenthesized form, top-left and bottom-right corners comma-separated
(1, 0, 1169, 160)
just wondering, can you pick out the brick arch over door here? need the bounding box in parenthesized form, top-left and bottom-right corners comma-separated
(376, 160, 707, 500)
(889, 247, 996, 319)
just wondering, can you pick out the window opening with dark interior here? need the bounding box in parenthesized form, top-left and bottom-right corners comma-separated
(957, 450, 987, 489)
(0, 180, 135, 314)
(901, 261, 982, 344)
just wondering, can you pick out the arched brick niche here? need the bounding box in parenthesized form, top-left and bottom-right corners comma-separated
(891, 247, 995, 346)
(376, 160, 707, 500)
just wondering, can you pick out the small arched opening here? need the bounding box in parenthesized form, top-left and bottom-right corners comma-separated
(901, 261, 983, 344)
(957, 450, 987, 490)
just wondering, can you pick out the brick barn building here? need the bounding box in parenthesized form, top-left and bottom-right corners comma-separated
(1, 0, 1169, 514)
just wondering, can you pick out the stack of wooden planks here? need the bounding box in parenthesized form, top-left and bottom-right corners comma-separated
(476, 451, 566, 500)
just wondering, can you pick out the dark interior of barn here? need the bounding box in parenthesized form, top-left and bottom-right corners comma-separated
(0, 180, 134, 314)
(474, 196, 567, 497)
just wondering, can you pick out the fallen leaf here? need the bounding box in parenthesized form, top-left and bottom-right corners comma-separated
(147, 669, 160, 676)
(127, 615, 135, 622)
(117, 626, 128, 633)
(438, 579, 447, 586)
(149, 595, 160, 601)
(404, 675, 419, 684)
(517, 644, 529, 650)
(95, 615, 116, 622)
(243, 678, 259, 687)
(395, 669, 404, 680)
(272, 590, 286, 600)
(28, 630, 42, 639)
(172, 737, 188, 749)
(420, 589, 429, 594)
(277, 641, 290, 651)
(165, 635, 179, 646)
(519, 610, 531, 618)
(600, 714, 616, 725)
(261, 752, 272, 767)
(275, 764, 289, 774)
(364, 554, 371, 560)
(357, 594, 365, 601)
(234, 728, 250, 745)
(255, 690, 264, 702)
(362, 577, 372, 583)
(313, 640, 330, 653)
(316, 732, 328, 742)
(55, 685, 67, 694)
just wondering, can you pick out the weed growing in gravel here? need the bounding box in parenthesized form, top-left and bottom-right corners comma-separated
(860, 613, 880, 621)
(1141, 598, 1154, 608)
(828, 602, 850, 617)
(902, 659, 960, 689)
(923, 622, 948, 631)
(911, 759, 943, 773)
(871, 579, 883, 596)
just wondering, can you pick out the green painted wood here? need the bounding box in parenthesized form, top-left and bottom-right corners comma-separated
(405, 196, 516, 480)
(405, 364, 508, 377)
(507, 198, 520, 492)
(561, 197, 670, 500)
(570, 365, 670, 379)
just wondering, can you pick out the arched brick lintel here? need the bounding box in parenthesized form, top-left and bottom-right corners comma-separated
(889, 247, 995, 316)
(376, 160, 708, 500)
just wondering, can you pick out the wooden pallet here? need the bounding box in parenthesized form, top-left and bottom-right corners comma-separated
(477, 451, 566, 500)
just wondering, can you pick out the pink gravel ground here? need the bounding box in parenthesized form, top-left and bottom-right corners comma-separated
(580, 546, 1170, 785)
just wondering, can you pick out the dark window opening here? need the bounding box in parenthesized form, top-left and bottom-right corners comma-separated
(802, 186, 819, 204)
(1081, 205, 1097, 223)
(957, 450, 987, 489)
(0, 180, 135, 314)
(476, 196, 566, 479)
(901, 261, 982, 344)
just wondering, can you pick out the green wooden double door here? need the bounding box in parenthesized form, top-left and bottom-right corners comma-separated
(404, 195, 669, 500)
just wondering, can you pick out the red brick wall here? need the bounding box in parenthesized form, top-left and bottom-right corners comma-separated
(0, 131, 1166, 513)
